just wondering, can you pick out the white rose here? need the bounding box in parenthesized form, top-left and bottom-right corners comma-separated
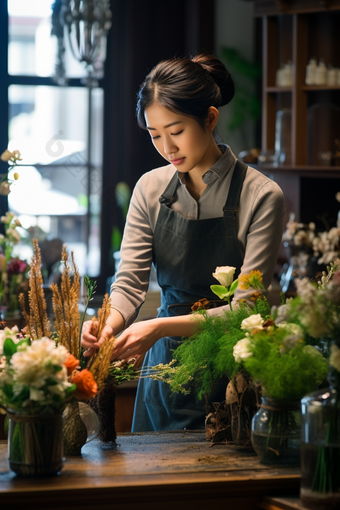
(241, 314, 264, 331)
(233, 338, 253, 363)
(212, 266, 236, 287)
(330, 343, 340, 372)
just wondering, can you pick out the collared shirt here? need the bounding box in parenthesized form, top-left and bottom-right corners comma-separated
(111, 145, 285, 326)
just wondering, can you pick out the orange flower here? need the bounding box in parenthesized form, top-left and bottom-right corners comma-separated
(64, 353, 80, 375)
(239, 270, 264, 290)
(71, 369, 98, 400)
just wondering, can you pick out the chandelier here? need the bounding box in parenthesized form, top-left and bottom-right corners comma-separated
(60, 0, 112, 69)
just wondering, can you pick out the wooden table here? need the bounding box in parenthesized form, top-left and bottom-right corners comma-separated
(0, 431, 300, 510)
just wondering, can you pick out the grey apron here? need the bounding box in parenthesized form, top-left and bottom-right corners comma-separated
(131, 160, 247, 432)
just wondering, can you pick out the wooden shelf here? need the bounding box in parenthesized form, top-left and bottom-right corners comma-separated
(266, 86, 293, 92)
(256, 165, 340, 172)
(302, 85, 340, 90)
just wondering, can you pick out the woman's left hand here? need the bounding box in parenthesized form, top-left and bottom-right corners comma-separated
(111, 319, 163, 361)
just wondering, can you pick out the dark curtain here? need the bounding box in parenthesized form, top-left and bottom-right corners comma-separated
(99, 0, 215, 289)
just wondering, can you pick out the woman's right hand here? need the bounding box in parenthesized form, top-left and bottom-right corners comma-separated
(81, 321, 113, 357)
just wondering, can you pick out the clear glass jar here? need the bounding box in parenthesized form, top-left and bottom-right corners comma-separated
(8, 412, 63, 477)
(300, 373, 340, 509)
(251, 397, 301, 465)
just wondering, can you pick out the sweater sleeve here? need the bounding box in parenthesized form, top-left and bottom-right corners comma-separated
(110, 176, 155, 327)
(234, 178, 285, 301)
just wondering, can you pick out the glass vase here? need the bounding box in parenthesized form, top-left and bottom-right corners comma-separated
(251, 397, 301, 465)
(300, 372, 340, 509)
(62, 399, 99, 455)
(7, 412, 63, 477)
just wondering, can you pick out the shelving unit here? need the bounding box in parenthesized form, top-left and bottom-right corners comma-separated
(252, 0, 340, 226)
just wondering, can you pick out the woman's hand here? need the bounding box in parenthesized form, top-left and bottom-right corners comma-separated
(81, 321, 113, 357)
(111, 319, 163, 361)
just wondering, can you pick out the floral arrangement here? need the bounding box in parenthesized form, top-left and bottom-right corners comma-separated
(0, 213, 28, 314)
(233, 315, 328, 402)
(282, 192, 340, 279)
(0, 148, 21, 196)
(0, 334, 76, 415)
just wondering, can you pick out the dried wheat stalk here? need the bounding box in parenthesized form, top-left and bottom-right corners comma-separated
(87, 294, 115, 390)
(19, 239, 51, 339)
(50, 246, 80, 358)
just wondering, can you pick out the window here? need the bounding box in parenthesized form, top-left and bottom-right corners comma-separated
(4, 0, 104, 276)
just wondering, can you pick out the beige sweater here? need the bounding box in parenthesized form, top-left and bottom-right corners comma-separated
(110, 145, 285, 326)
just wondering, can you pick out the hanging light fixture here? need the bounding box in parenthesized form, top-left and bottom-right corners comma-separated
(60, 0, 112, 69)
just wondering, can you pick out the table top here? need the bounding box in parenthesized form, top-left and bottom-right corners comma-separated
(0, 431, 301, 510)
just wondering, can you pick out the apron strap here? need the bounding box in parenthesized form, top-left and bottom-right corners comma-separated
(223, 160, 248, 217)
(159, 172, 179, 206)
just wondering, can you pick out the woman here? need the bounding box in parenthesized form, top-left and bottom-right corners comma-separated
(82, 54, 285, 432)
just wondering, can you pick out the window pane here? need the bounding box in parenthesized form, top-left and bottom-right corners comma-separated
(8, 85, 103, 167)
(8, 84, 103, 275)
(8, 0, 87, 79)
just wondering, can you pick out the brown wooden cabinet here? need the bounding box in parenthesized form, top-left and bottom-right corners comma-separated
(252, 0, 340, 228)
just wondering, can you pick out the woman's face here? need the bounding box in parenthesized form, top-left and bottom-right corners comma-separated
(144, 103, 218, 175)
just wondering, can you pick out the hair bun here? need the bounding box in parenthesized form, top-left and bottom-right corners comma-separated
(192, 53, 234, 106)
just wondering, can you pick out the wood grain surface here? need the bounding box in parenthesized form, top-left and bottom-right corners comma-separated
(0, 431, 300, 510)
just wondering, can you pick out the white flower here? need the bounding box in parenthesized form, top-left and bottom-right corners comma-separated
(330, 343, 340, 372)
(0, 215, 9, 223)
(233, 338, 253, 363)
(30, 388, 45, 401)
(241, 314, 264, 330)
(277, 322, 303, 337)
(6, 228, 21, 243)
(0, 149, 14, 162)
(0, 182, 11, 195)
(10, 337, 69, 388)
(212, 266, 236, 287)
(0, 149, 22, 163)
(0, 326, 20, 356)
(14, 218, 22, 227)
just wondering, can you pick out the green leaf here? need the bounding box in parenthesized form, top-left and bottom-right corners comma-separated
(115, 181, 131, 218)
(3, 338, 17, 357)
(229, 279, 239, 296)
(16, 337, 30, 348)
(45, 378, 58, 386)
(210, 285, 229, 299)
(66, 384, 77, 396)
(111, 226, 122, 252)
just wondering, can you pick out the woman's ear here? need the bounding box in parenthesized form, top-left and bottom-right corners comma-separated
(206, 106, 219, 131)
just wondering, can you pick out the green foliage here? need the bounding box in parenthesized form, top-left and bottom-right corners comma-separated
(256, 297, 272, 318)
(220, 46, 262, 132)
(243, 328, 328, 401)
(111, 226, 122, 253)
(168, 305, 252, 400)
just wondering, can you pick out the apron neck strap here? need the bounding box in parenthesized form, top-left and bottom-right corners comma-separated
(223, 160, 248, 217)
(159, 172, 179, 206)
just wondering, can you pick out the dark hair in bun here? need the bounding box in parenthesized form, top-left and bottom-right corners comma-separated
(136, 53, 234, 129)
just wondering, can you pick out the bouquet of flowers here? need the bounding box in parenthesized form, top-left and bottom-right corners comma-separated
(0, 213, 28, 315)
(285, 262, 340, 501)
(18, 240, 116, 453)
(0, 148, 21, 196)
(0, 327, 77, 476)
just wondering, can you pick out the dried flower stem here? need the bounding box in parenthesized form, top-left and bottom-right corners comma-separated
(19, 239, 51, 339)
(87, 294, 115, 390)
(50, 246, 80, 357)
